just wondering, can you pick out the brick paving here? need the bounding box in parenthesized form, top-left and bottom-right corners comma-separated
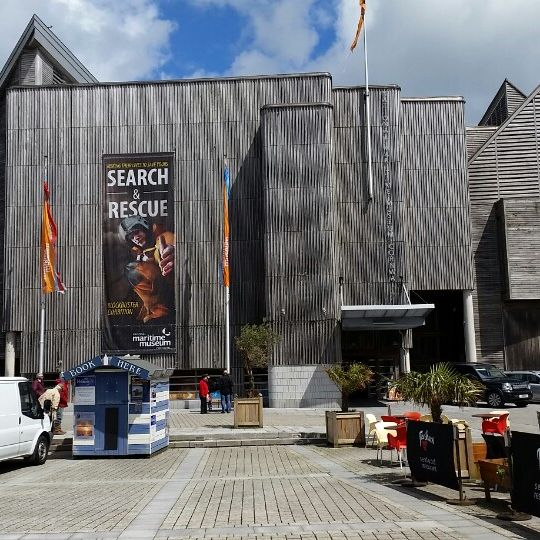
(5, 403, 540, 539)
(2, 445, 540, 539)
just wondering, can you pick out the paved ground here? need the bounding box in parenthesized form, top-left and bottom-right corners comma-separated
(3, 402, 540, 539)
(2, 442, 540, 539)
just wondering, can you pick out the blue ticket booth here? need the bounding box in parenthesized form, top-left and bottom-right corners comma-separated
(61, 355, 173, 457)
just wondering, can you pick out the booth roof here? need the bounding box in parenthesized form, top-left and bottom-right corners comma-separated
(61, 355, 174, 380)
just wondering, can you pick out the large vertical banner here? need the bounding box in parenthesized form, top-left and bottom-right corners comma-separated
(102, 153, 175, 353)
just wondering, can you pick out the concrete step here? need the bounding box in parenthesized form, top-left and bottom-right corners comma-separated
(47, 433, 326, 453)
(169, 431, 323, 442)
(169, 436, 325, 448)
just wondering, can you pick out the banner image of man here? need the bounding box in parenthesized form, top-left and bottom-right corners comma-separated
(102, 153, 176, 353)
(121, 216, 174, 323)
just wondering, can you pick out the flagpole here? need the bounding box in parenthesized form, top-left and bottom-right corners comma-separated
(225, 284, 230, 373)
(363, 9, 373, 200)
(38, 156, 48, 375)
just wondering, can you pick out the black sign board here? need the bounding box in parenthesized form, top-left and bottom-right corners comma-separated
(406, 420, 459, 490)
(510, 431, 540, 517)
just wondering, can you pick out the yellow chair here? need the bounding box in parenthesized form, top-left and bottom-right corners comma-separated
(375, 421, 397, 463)
(365, 413, 378, 447)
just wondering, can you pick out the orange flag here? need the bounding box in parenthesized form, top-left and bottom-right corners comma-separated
(40, 182, 65, 293)
(350, 0, 367, 52)
(222, 166, 230, 287)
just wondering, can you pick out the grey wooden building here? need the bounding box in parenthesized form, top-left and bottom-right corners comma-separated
(1, 16, 481, 406)
(468, 79, 540, 370)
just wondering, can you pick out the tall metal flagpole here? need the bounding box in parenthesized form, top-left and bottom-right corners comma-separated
(38, 156, 48, 375)
(364, 7, 373, 200)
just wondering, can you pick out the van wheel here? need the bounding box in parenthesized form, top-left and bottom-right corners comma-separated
(28, 435, 49, 466)
(487, 391, 503, 408)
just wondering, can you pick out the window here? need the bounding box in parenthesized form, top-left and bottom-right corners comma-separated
(475, 366, 506, 378)
(18, 382, 41, 419)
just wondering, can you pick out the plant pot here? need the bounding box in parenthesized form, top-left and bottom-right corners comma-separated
(325, 410, 365, 448)
(470, 441, 487, 480)
(234, 396, 263, 428)
(478, 458, 510, 493)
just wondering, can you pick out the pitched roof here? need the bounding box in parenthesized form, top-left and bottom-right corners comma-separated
(478, 79, 526, 127)
(0, 13, 97, 90)
(469, 81, 540, 164)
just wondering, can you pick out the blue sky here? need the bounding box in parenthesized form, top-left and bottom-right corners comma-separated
(1, 1, 540, 123)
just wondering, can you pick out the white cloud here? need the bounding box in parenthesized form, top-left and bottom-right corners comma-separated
(188, 0, 540, 123)
(2, 0, 539, 123)
(0, 0, 176, 81)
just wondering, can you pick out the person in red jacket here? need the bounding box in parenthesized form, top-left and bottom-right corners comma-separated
(198, 375, 209, 414)
(54, 377, 69, 435)
(31, 373, 45, 398)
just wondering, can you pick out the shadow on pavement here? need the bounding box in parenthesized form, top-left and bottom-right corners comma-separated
(359, 468, 540, 540)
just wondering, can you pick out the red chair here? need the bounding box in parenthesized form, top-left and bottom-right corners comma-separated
(403, 411, 422, 421)
(482, 413, 509, 435)
(387, 424, 408, 470)
(381, 415, 404, 425)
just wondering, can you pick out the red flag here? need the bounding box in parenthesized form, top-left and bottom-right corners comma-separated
(40, 182, 65, 293)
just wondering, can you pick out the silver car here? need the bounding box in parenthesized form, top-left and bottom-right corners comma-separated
(505, 371, 540, 402)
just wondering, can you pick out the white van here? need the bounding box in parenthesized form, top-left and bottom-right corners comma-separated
(0, 377, 52, 465)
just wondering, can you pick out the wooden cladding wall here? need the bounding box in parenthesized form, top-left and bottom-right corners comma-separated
(503, 301, 540, 370)
(5, 74, 333, 372)
(466, 127, 497, 161)
(496, 199, 540, 300)
(469, 85, 540, 367)
(401, 99, 473, 291)
(470, 204, 505, 366)
(333, 87, 407, 306)
(261, 103, 339, 365)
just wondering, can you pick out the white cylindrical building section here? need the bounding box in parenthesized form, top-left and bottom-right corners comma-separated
(399, 348, 410, 374)
(5, 331, 16, 376)
(463, 290, 477, 363)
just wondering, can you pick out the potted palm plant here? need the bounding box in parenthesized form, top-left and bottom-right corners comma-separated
(389, 363, 484, 423)
(324, 362, 374, 447)
(234, 323, 280, 428)
(390, 363, 484, 477)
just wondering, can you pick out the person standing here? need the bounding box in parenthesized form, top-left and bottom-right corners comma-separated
(219, 370, 234, 414)
(38, 384, 62, 428)
(54, 377, 69, 435)
(198, 375, 209, 414)
(32, 373, 45, 398)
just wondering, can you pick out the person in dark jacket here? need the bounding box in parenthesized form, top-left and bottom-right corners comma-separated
(219, 370, 234, 413)
(32, 373, 45, 398)
(198, 375, 209, 414)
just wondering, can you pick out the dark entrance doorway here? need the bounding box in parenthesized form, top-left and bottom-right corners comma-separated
(341, 328, 401, 402)
(409, 290, 465, 371)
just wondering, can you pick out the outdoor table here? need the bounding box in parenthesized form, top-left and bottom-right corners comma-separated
(471, 413, 503, 420)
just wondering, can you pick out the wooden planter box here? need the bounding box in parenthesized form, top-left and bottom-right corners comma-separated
(234, 396, 263, 428)
(325, 411, 365, 447)
(471, 441, 487, 480)
(478, 458, 510, 500)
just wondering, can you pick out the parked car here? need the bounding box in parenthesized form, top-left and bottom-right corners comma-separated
(0, 377, 51, 465)
(505, 371, 540, 402)
(450, 363, 532, 407)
